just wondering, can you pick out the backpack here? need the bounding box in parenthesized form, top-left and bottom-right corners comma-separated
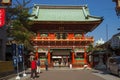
(37, 60, 40, 66)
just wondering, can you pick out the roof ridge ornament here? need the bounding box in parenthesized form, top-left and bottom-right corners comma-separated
(35, 6, 39, 19)
(83, 4, 88, 8)
(82, 6, 88, 19)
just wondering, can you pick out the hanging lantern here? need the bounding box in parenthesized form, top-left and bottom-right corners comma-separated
(0, 8, 5, 27)
(1, 0, 12, 6)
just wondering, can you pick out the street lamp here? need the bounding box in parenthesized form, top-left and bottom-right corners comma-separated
(1, 0, 12, 6)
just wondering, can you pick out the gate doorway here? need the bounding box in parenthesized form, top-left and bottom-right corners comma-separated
(51, 49, 71, 67)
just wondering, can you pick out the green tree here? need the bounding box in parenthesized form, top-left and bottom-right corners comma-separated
(86, 44, 94, 52)
(7, 0, 34, 51)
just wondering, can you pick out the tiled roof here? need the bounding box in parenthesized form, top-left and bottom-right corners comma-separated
(29, 4, 103, 22)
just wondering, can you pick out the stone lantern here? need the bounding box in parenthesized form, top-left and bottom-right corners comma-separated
(95, 51, 106, 69)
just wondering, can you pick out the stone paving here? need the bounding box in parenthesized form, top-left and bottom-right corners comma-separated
(8, 68, 84, 80)
(5, 68, 120, 80)
(92, 70, 120, 80)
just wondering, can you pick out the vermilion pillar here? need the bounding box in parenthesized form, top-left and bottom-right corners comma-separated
(72, 52, 75, 64)
(47, 52, 51, 64)
(35, 48, 38, 60)
(37, 33, 40, 37)
(84, 47, 87, 64)
(84, 52, 87, 64)
(82, 32, 85, 39)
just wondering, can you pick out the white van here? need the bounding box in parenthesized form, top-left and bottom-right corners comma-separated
(107, 56, 120, 77)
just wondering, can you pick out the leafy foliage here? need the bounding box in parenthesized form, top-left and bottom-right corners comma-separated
(86, 44, 94, 52)
(7, 0, 34, 51)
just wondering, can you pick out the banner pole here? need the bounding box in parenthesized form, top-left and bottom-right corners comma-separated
(16, 44, 20, 80)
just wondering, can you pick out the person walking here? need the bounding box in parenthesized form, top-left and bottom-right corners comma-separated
(36, 58, 41, 73)
(58, 59, 61, 67)
(44, 59, 48, 71)
(31, 58, 37, 79)
(64, 59, 67, 66)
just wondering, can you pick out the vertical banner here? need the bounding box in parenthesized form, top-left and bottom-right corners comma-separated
(0, 8, 5, 27)
(18, 44, 22, 55)
(13, 56, 17, 67)
(12, 43, 16, 56)
(18, 44, 23, 62)
(19, 55, 23, 62)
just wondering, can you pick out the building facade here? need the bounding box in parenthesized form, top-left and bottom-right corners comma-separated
(110, 32, 120, 50)
(29, 4, 103, 68)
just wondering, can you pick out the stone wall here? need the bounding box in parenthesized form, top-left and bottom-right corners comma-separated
(0, 61, 14, 73)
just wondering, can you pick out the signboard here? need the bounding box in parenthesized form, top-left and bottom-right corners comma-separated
(0, 8, 5, 27)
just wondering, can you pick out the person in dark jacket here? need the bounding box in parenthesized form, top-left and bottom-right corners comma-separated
(44, 59, 48, 71)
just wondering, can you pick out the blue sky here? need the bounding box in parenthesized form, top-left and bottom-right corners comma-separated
(14, 0, 120, 42)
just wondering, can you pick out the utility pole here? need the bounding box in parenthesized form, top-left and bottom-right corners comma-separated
(106, 24, 108, 41)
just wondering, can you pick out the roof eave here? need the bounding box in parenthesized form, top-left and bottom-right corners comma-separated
(33, 4, 88, 9)
(30, 20, 103, 24)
